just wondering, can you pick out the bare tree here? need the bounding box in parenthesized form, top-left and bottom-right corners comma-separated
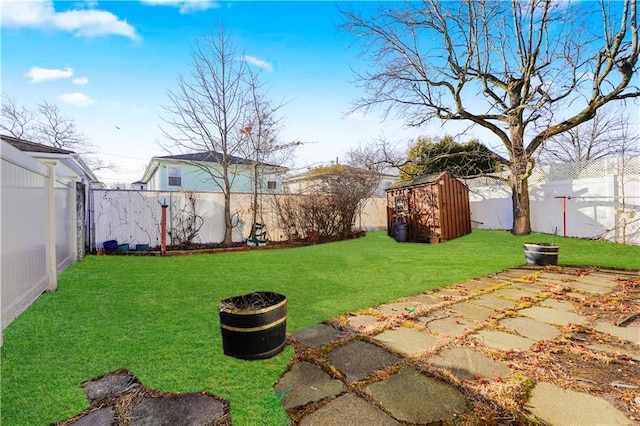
(539, 105, 640, 163)
(2, 96, 113, 172)
(1, 96, 34, 139)
(342, 0, 639, 235)
(161, 24, 258, 246)
(239, 74, 300, 242)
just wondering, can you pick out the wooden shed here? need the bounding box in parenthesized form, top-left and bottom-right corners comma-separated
(386, 171, 471, 243)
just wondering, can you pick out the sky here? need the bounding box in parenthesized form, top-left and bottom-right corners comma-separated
(1, 0, 437, 186)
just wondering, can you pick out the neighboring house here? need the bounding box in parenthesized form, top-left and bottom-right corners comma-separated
(284, 166, 399, 197)
(130, 180, 147, 190)
(140, 152, 287, 193)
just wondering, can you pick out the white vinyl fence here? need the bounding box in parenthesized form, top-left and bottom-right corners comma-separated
(89, 190, 389, 250)
(1, 142, 80, 342)
(468, 157, 640, 245)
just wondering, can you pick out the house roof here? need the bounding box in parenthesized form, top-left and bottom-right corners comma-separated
(140, 151, 286, 183)
(1, 134, 98, 183)
(386, 172, 450, 191)
(1, 134, 75, 154)
(284, 165, 398, 183)
(156, 151, 278, 167)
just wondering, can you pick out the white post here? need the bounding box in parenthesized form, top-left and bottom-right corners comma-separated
(70, 180, 78, 261)
(44, 161, 58, 292)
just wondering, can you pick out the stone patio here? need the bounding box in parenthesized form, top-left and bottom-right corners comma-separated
(278, 265, 640, 425)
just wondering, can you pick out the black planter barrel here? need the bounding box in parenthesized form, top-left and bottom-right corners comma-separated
(219, 291, 287, 360)
(523, 243, 559, 266)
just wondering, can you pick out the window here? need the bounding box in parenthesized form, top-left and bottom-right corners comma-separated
(167, 166, 182, 187)
(395, 195, 404, 215)
(267, 181, 277, 190)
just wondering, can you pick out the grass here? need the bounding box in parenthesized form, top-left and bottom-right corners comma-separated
(1, 229, 638, 425)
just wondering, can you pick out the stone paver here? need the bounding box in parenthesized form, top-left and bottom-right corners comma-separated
(573, 274, 619, 289)
(274, 362, 346, 409)
(538, 298, 577, 312)
(527, 382, 635, 426)
(373, 327, 440, 355)
(299, 393, 400, 426)
(69, 408, 113, 426)
(518, 305, 587, 326)
(130, 394, 228, 426)
(453, 280, 495, 293)
(499, 316, 562, 341)
(419, 315, 474, 336)
(404, 293, 442, 307)
(428, 347, 512, 381)
(448, 302, 496, 322)
(346, 314, 380, 333)
(326, 340, 400, 382)
(82, 370, 139, 404)
(377, 302, 420, 316)
(366, 368, 466, 424)
(587, 343, 640, 361)
(292, 323, 344, 348)
(493, 287, 538, 300)
(471, 294, 519, 310)
(592, 320, 640, 344)
(565, 280, 611, 295)
(474, 330, 535, 352)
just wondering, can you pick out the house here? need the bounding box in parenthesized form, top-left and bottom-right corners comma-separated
(284, 166, 399, 196)
(386, 171, 471, 243)
(140, 151, 287, 193)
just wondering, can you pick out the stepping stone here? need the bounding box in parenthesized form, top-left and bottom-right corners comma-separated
(538, 298, 577, 312)
(473, 330, 535, 352)
(537, 272, 576, 282)
(573, 274, 618, 289)
(377, 302, 419, 316)
(274, 362, 345, 409)
(404, 294, 441, 307)
(527, 382, 634, 426)
(326, 340, 400, 382)
(433, 287, 466, 300)
(563, 280, 611, 295)
(292, 324, 344, 348)
(448, 303, 495, 322)
(366, 368, 466, 424)
(518, 306, 587, 327)
(493, 288, 537, 300)
(471, 294, 518, 311)
(299, 393, 400, 426)
(587, 343, 640, 361)
(130, 394, 229, 426)
(455, 280, 495, 293)
(494, 269, 536, 280)
(419, 315, 473, 336)
(373, 327, 440, 355)
(499, 316, 561, 341)
(592, 320, 639, 344)
(346, 315, 380, 332)
(68, 408, 114, 426)
(428, 347, 512, 381)
(511, 282, 544, 293)
(82, 370, 139, 404)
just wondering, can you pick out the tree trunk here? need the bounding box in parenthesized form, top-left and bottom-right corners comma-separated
(509, 161, 532, 235)
(224, 191, 233, 245)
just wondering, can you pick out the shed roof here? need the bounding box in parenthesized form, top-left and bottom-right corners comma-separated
(386, 172, 449, 191)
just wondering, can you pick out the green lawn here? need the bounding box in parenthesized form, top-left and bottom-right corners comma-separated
(1, 230, 638, 425)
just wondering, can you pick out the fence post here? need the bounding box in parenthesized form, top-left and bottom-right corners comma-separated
(44, 161, 58, 292)
(161, 199, 168, 255)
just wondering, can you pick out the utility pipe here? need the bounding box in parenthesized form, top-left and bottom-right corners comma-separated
(554, 196, 571, 238)
(161, 198, 168, 255)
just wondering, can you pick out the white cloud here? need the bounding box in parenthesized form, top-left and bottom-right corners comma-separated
(26, 66, 74, 83)
(242, 55, 274, 72)
(72, 76, 89, 85)
(346, 111, 370, 121)
(57, 92, 96, 107)
(140, 0, 220, 14)
(1, 0, 139, 40)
